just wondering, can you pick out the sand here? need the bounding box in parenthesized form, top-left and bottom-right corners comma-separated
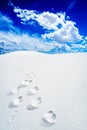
(0, 51, 87, 130)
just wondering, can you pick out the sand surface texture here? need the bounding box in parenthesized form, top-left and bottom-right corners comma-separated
(0, 51, 87, 130)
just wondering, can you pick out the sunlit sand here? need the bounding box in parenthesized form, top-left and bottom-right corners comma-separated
(0, 51, 87, 130)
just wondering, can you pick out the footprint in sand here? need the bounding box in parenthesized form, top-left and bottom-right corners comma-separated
(21, 79, 33, 86)
(7, 71, 57, 127)
(7, 73, 34, 96)
(25, 72, 35, 78)
(41, 111, 57, 127)
(8, 96, 23, 109)
(7, 88, 19, 96)
(27, 97, 42, 110)
(20, 72, 35, 87)
(8, 110, 18, 123)
(17, 79, 33, 89)
(26, 86, 39, 96)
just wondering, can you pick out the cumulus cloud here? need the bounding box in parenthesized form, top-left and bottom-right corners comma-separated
(14, 7, 37, 23)
(13, 7, 65, 30)
(0, 31, 87, 55)
(13, 6, 82, 43)
(36, 12, 65, 30)
(0, 31, 56, 54)
(0, 10, 87, 54)
(42, 20, 82, 43)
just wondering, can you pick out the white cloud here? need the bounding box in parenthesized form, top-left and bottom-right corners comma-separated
(0, 11, 87, 54)
(42, 20, 82, 43)
(0, 31, 87, 54)
(14, 7, 37, 22)
(36, 12, 82, 43)
(13, 7, 65, 30)
(36, 12, 65, 30)
(0, 32, 56, 53)
(85, 36, 87, 40)
(13, 7, 82, 43)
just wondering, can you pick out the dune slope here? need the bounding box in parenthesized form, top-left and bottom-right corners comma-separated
(0, 51, 87, 130)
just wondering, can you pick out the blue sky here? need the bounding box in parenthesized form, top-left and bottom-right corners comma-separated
(0, 0, 87, 54)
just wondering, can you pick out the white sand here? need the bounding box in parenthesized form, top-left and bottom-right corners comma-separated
(0, 51, 87, 130)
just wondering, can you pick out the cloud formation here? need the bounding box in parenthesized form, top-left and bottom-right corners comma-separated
(0, 31, 87, 55)
(13, 7, 82, 43)
(0, 10, 87, 54)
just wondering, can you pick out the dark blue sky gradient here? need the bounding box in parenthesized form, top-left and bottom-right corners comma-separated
(0, 0, 87, 36)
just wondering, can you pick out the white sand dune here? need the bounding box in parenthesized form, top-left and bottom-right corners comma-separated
(0, 51, 87, 130)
